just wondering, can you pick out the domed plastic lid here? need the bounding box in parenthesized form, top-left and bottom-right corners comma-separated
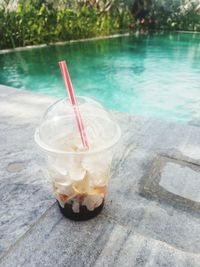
(35, 96, 121, 155)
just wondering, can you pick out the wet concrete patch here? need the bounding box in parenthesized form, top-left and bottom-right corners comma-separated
(141, 156, 200, 212)
(7, 162, 24, 173)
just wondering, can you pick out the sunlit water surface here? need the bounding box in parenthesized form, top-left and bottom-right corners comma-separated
(0, 33, 200, 123)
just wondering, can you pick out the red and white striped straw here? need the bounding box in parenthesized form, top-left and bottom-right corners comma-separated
(59, 60, 89, 149)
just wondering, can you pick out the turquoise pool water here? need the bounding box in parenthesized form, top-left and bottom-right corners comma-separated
(0, 33, 200, 123)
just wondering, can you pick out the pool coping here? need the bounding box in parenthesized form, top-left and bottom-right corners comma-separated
(0, 32, 131, 55)
(1, 30, 200, 55)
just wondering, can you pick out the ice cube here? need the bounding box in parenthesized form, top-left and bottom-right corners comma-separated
(53, 157, 69, 176)
(52, 173, 72, 186)
(82, 156, 110, 187)
(82, 195, 104, 211)
(72, 200, 80, 213)
(69, 158, 86, 181)
(72, 175, 90, 194)
(54, 181, 74, 196)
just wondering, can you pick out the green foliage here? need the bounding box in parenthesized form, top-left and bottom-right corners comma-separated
(2, 0, 200, 50)
(0, 1, 133, 49)
(149, 2, 200, 31)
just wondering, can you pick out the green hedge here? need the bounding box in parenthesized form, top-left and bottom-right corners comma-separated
(0, 2, 133, 49)
(149, 2, 200, 31)
(1, 1, 200, 50)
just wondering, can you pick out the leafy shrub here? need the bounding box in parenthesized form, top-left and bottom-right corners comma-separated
(149, 0, 200, 31)
(0, 1, 133, 49)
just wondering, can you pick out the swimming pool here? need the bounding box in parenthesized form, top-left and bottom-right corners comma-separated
(0, 33, 200, 123)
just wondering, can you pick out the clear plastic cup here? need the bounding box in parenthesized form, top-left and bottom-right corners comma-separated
(35, 96, 121, 220)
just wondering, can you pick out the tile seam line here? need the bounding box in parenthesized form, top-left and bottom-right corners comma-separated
(0, 201, 57, 263)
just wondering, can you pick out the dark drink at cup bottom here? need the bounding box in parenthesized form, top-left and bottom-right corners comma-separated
(55, 184, 106, 221)
(58, 201, 104, 221)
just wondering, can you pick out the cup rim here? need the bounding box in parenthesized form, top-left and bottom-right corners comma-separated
(34, 97, 121, 155)
(35, 121, 121, 155)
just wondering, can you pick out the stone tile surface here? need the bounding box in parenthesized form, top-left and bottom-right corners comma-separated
(0, 86, 56, 258)
(1, 85, 200, 266)
(1, 204, 200, 267)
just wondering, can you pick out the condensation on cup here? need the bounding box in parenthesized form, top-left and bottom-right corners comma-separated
(35, 96, 121, 220)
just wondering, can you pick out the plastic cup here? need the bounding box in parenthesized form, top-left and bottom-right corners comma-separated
(35, 96, 121, 220)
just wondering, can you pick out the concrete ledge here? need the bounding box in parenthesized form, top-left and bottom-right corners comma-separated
(0, 33, 130, 54)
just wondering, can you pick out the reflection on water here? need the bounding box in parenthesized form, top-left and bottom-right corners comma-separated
(0, 33, 200, 123)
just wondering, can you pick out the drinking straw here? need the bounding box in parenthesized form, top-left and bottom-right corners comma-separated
(59, 60, 89, 149)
